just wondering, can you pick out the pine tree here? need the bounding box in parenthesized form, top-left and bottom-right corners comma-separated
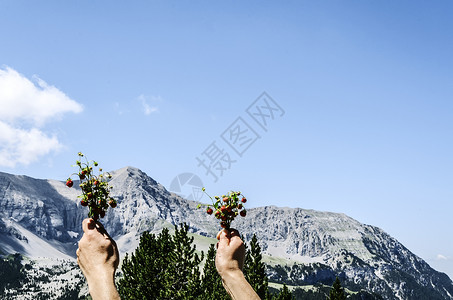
(0, 254, 26, 295)
(168, 223, 203, 299)
(273, 284, 294, 300)
(244, 234, 269, 299)
(200, 244, 229, 300)
(118, 226, 275, 299)
(328, 277, 347, 300)
(118, 228, 173, 299)
(117, 224, 204, 299)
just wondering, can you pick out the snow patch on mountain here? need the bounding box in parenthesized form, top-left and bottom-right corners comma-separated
(0, 218, 73, 260)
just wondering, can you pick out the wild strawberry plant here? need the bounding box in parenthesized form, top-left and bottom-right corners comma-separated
(66, 152, 117, 221)
(197, 188, 247, 229)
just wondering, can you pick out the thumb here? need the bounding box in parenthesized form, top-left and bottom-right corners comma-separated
(217, 229, 230, 247)
(82, 218, 95, 233)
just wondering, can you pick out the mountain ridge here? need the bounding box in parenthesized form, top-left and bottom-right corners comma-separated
(0, 166, 452, 299)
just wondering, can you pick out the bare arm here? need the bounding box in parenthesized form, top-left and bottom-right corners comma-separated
(77, 218, 120, 300)
(216, 229, 261, 300)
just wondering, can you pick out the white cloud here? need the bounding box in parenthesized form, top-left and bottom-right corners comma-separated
(437, 254, 449, 260)
(138, 94, 161, 116)
(0, 67, 83, 167)
(143, 103, 159, 115)
(0, 121, 62, 168)
(0, 67, 83, 126)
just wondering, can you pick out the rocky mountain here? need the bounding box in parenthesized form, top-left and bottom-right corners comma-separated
(0, 166, 452, 299)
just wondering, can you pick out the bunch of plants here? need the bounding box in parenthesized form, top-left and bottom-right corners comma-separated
(66, 152, 117, 220)
(197, 188, 247, 229)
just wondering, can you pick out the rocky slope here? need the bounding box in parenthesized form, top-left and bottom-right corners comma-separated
(0, 167, 452, 299)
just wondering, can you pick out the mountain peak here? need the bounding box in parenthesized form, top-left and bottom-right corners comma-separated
(112, 166, 143, 176)
(109, 166, 158, 186)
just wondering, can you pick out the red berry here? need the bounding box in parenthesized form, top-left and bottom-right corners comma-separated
(66, 180, 73, 188)
(87, 192, 93, 199)
(79, 173, 85, 180)
(240, 210, 247, 217)
(221, 215, 228, 221)
(223, 197, 229, 202)
(94, 180, 99, 186)
(207, 208, 213, 215)
(237, 203, 243, 209)
(220, 221, 228, 228)
(241, 197, 247, 203)
(109, 200, 117, 208)
(80, 200, 88, 207)
(220, 206, 227, 213)
(215, 211, 221, 219)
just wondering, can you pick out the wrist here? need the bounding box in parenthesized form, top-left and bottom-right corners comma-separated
(219, 269, 261, 300)
(86, 269, 119, 300)
(220, 268, 245, 284)
(85, 265, 115, 284)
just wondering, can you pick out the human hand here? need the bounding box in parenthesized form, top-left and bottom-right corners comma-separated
(215, 228, 245, 277)
(76, 218, 120, 300)
(215, 229, 261, 300)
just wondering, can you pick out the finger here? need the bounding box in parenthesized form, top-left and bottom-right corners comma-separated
(229, 228, 240, 238)
(216, 230, 223, 240)
(229, 229, 242, 244)
(217, 229, 230, 240)
(217, 230, 230, 247)
(82, 218, 95, 233)
(76, 248, 80, 257)
(230, 234, 244, 248)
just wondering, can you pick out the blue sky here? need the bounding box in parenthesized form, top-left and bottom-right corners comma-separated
(1, 1, 452, 278)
